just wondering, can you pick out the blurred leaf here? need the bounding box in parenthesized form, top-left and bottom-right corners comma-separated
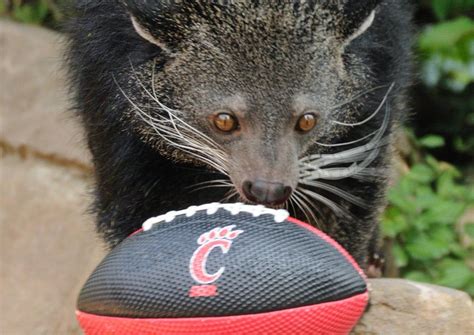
(432, 0, 451, 20)
(465, 279, 474, 297)
(405, 271, 433, 283)
(12, 0, 50, 24)
(0, 1, 6, 15)
(418, 17, 474, 90)
(431, 0, 474, 20)
(388, 189, 418, 213)
(414, 185, 437, 210)
(465, 223, 474, 238)
(425, 200, 466, 224)
(449, 243, 468, 258)
(419, 17, 474, 52)
(406, 235, 450, 260)
(382, 207, 409, 237)
(419, 135, 446, 148)
(393, 244, 409, 267)
(413, 211, 439, 230)
(454, 136, 474, 154)
(408, 164, 435, 183)
(425, 155, 441, 171)
(436, 259, 473, 289)
(437, 171, 468, 199)
(431, 226, 456, 244)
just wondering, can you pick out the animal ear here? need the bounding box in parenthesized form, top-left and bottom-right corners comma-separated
(126, 1, 189, 53)
(130, 15, 174, 54)
(340, 0, 380, 44)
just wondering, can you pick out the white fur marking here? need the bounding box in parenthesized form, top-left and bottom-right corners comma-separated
(130, 15, 171, 53)
(347, 10, 376, 43)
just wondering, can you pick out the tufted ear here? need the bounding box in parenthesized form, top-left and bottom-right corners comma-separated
(340, 0, 380, 44)
(125, 0, 193, 53)
(130, 15, 171, 53)
(125, 0, 231, 54)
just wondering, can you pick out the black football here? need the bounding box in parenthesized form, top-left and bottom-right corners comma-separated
(76, 203, 368, 334)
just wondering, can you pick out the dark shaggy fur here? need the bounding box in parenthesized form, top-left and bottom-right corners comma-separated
(65, 0, 413, 271)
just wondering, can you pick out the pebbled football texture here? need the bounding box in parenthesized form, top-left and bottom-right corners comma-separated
(76, 205, 368, 334)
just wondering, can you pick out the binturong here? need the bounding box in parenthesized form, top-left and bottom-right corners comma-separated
(65, 0, 413, 273)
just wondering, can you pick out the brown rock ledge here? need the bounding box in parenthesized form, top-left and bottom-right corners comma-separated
(353, 278, 474, 334)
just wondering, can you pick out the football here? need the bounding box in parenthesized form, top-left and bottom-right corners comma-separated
(76, 203, 368, 334)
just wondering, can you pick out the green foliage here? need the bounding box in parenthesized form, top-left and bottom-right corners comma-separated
(10, 0, 50, 24)
(418, 16, 474, 92)
(452, 108, 474, 155)
(418, 134, 446, 148)
(382, 136, 474, 295)
(0, 2, 6, 15)
(415, 0, 474, 161)
(431, 0, 474, 20)
(5, 0, 64, 26)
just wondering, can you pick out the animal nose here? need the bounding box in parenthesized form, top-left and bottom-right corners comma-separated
(242, 180, 292, 206)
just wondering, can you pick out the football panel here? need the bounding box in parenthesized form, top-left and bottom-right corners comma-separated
(287, 217, 366, 279)
(76, 291, 368, 335)
(77, 210, 367, 318)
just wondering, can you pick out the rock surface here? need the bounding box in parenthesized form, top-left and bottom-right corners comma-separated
(1, 20, 102, 334)
(1, 19, 473, 335)
(353, 279, 474, 335)
(0, 154, 105, 335)
(0, 19, 91, 169)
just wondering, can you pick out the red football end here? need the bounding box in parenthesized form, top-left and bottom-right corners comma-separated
(76, 292, 368, 335)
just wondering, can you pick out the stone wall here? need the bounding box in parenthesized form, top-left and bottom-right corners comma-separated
(1, 20, 103, 334)
(1, 20, 472, 334)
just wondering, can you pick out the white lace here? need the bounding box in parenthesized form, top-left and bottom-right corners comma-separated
(142, 202, 290, 231)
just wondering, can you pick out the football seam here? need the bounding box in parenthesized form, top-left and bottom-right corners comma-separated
(142, 203, 290, 231)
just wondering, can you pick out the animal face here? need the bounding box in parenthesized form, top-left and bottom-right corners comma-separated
(120, 1, 391, 213)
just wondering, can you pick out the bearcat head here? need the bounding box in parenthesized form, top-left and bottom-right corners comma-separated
(115, 0, 407, 211)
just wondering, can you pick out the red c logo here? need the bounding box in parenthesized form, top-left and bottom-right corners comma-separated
(189, 225, 243, 285)
(190, 239, 231, 284)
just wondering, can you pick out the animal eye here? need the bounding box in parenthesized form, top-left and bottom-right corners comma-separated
(213, 113, 239, 133)
(296, 113, 317, 133)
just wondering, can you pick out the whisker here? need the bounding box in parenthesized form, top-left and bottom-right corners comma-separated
(300, 101, 392, 182)
(331, 83, 394, 127)
(328, 84, 390, 111)
(119, 63, 231, 176)
(186, 179, 232, 188)
(191, 184, 233, 193)
(129, 60, 223, 152)
(300, 136, 390, 170)
(314, 128, 379, 148)
(293, 189, 322, 228)
(346, 167, 390, 181)
(299, 180, 368, 208)
(221, 189, 240, 203)
(299, 187, 352, 218)
(287, 195, 297, 217)
(291, 191, 314, 226)
(302, 96, 392, 166)
(187, 179, 234, 193)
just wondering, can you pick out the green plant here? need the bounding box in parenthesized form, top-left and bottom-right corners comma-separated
(431, 0, 474, 20)
(383, 135, 474, 295)
(413, 0, 474, 161)
(5, 0, 64, 26)
(418, 16, 474, 92)
(0, 1, 6, 15)
(10, 0, 50, 24)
